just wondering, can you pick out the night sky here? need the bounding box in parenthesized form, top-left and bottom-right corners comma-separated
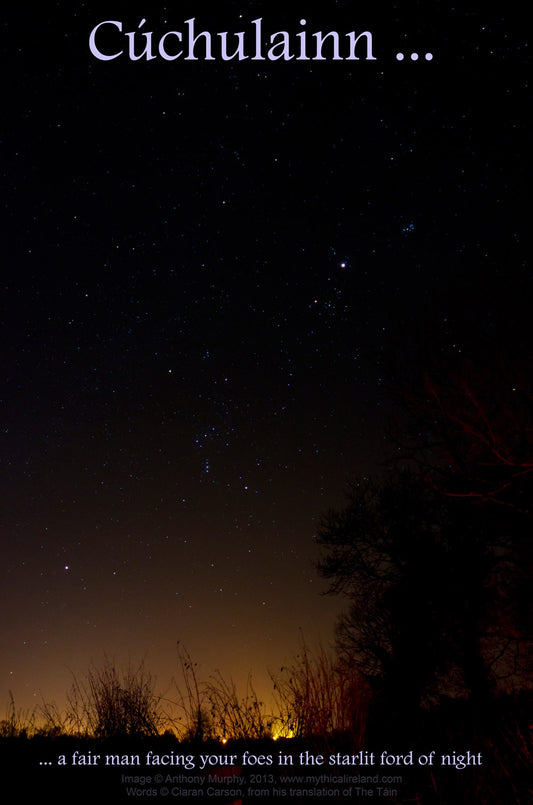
(1, 3, 527, 715)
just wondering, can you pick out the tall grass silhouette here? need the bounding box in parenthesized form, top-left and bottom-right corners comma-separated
(2, 644, 531, 803)
(0, 691, 36, 738)
(270, 639, 369, 743)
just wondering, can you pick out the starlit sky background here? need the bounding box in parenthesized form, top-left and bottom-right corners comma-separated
(1, 3, 527, 715)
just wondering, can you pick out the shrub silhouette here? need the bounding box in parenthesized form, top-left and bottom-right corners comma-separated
(66, 657, 163, 738)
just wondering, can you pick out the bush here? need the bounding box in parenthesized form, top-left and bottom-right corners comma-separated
(66, 657, 164, 738)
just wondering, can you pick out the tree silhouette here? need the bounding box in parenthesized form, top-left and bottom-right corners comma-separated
(318, 473, 459, 721)
(400, 351, 533, 692)
(317, 354, 532, 733)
